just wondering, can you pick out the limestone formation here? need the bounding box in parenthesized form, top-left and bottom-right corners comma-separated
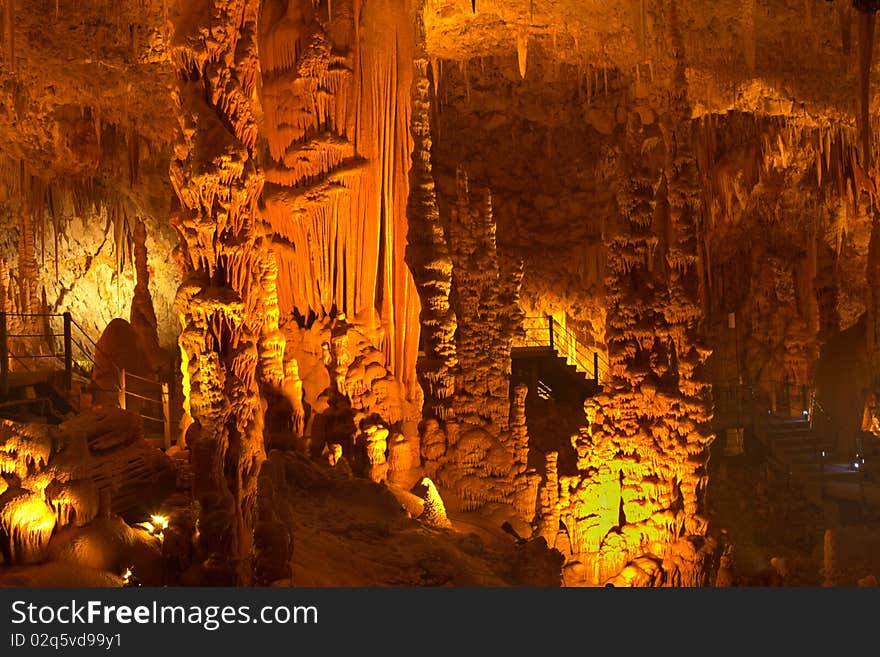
(0, 411, 172, 564)
(2, 0, 880, 591)
(417, 476, 451, 529)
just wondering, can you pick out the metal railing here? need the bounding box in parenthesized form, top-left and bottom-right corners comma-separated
(115, 368, 172, 449)
(0, 311, 174, 448)
(513, 315, 610, 382)
(712, 377, 862, 498)
(714, 378, 811, 417)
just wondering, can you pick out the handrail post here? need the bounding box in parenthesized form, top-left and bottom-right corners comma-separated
(593, 352, 599, 382)
(0, 311, 7, 398)
(162, 382, 171, 450)
(62, 312, 72, 393)
(547, 315, 554, 351)
(118, 369, 126, 410)
(860, 460, 866, 503)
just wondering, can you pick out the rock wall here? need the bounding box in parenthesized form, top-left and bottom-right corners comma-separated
(823, 525, 880, 586)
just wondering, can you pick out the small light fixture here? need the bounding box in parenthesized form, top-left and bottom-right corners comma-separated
(137, 514, 169, 541)
(121, 566, 140, 588)
(150, 514, 169, 532)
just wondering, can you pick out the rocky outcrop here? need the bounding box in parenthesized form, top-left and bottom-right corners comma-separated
(0, 410, 173, 565)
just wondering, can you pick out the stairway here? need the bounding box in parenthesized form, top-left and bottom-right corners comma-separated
(765, 414, 862, 504)
(0, 312, 177, 444)
(510, 316, 606, 403)
(766, 416, 823, 501)
(0, 370, 80, 423)
(511, 347, 600, 402)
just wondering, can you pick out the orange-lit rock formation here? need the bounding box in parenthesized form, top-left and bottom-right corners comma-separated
(8, 0, 880, 588)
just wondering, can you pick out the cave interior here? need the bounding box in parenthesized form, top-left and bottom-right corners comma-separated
(3, 0, 880, 587)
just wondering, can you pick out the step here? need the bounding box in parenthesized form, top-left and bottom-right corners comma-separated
(555, 357, 591, 377)
(768, 424, 811, 433)
(774, 442, 818, 453)
(789, 463, 821, 474)
(770, 429, 813, 437)
(776, 457, 819, 468)
(772, 444, 817, 456)
(772, 434, 816, 444)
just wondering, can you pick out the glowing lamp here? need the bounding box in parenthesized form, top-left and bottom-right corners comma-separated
(150, 514, 169, 531)
(121, 566, 141, 587)
(137, 514, 169, 541)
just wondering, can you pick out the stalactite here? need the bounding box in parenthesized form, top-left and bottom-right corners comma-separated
(857, 5, 877, 168)
(127, 123, 139, 187)
(259, 0, 420, 401)
(516, 31, 528, 80)
(0, 492, 55, 564)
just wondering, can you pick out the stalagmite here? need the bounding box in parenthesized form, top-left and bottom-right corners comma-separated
(361, 423, 389, 482)
(170, 0, 268, 585)
(433, 170, 524, 511)
(418, 476, 451, 528)
(510, 383, 538, 521)
(407, 5, 457, 423)
(446, 169, 521, 430)
(282, 358, 306, 437)
(534, 451, 560, 546)
(129, 218, 162, 372)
